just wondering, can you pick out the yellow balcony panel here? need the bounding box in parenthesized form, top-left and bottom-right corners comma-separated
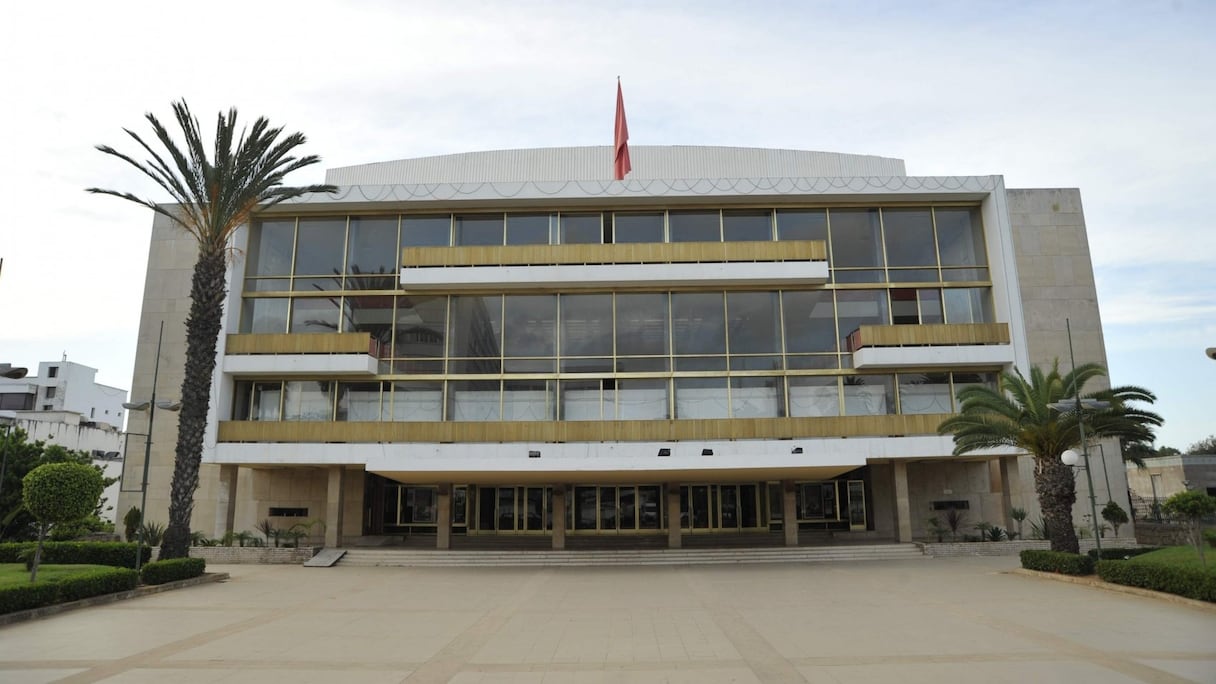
(850, 323, 1010, 349)
(848, 323, 1014, 370)
(226, 332, 379, 355)
(401, 240, 826, 268)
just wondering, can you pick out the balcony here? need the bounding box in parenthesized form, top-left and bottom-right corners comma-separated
(400, 240, 828, 290)
(847, 323, 1014, 369)
(223, 332, 383, 376)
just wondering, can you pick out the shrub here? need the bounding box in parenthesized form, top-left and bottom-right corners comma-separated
(0, 541, 151, 568)
(56, 568, 140, 602)
(1205, 529, 1216, 549)
(1087, 547, 1160, 561)
(141, 557, 206, 585)
(0, 583, 60, 615)
(1097, 560, 1216, 602)
(1020, 549, 1095, 575)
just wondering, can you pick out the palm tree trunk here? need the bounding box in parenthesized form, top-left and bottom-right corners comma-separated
(1034, 456, 1080, 554)
(161, 248, 227, 559)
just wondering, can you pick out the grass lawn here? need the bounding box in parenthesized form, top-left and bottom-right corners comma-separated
(1126, 545, 1216, 575)
(0, 563, 116, 587)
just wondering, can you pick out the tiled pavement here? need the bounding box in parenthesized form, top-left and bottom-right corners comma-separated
(0, 556, 1213, 683)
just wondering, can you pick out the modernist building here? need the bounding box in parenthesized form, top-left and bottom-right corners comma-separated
(119, 146, 1130, 548)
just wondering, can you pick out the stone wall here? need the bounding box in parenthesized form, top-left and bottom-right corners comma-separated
(189, 546, 317, 565)
(922, 539, 1108, 557)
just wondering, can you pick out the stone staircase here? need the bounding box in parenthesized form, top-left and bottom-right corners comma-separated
(336, 543, 926, 568)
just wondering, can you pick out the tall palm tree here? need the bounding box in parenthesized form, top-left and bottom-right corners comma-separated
(938, 360, 1161, 554)
(89, 101, 335, 558)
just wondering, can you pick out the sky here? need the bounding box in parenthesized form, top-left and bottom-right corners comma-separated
(0, 0, 1213, 451)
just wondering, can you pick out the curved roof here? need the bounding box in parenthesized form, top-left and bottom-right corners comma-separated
(325, 145, 906, 186)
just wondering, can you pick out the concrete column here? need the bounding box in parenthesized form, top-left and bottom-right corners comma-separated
(215, 464, 238, 538)
(999, 456, 1020, 531)
(782, 480, 799, 546)
(436, 484, 452, 550)
(892, 461, 912, 543)
(551, 485, 567, 550)
(325, 466, 345, 547)
(666, 484, 682, 549)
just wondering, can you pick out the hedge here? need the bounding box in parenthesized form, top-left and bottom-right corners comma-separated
(1019, 550, 1095, 575)
(1087, 547, 1159, 561)
(1097, 560, 1216, 602)
(0, 567, 140, 615)
(141, 557, 206, 585)
(0, 542, 151, 568)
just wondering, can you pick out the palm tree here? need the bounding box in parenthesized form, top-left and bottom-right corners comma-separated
(88, 101, 335, 558)
(938, 360, 1161, 554)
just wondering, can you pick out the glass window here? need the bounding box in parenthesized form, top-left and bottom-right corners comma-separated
(294, 218, 347, 277)
(776, 210, 828, 242)
(390, 381, 442, 421)
(672, 293, 725, 355)
(722, 210, 772, 241)
(394, 295, 447, 358)
(919, 289, 944, 323)
(560, 294, 612, 357)
(789, 376, 840, 417)
(503, 380, 555, 421)
(836, 290, 889, 349)
(401, 215, 451, 247)
(448, 295, 502, 358)
(506, 214, 554, 245)
(951, 372, 998, 395)
(730, 377, 784, 418)
(290, 297, 342, 333)
(251, 382, 282, 421)
(561, 379, 603, 420)
(669, 210, 720, 242)
(454, 214, 504, 246)
(843, 375, 894, 415)
(782, 291, 837, 353)
(615, 293, 669, 357)
(448, 380, 501, 421)
(727, 292, 781, 354)
(559, 213, 603, 244)
(936, 208, 986, 266)
(283, 381, 335, 421)
(612, 212, 664, 243)
(898, 373, 953, 414)
(249, 220, 295, 277)
(240, 298, 289, 333)
(943, 288, 993, 324)
(337, 382, 383, 421)
(882, 209, 937, 268)
(829, 209, 883, 269)
(615, 379, 668, 420)
(345, 217, 398, 288)
(232, 381, 252, 420)
(346, 295, 394, 351)
(675, 377, 728, 419)
(503, 295, 556, 357)
(891, 289, 919, 325)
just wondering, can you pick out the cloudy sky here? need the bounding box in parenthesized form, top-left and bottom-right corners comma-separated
(1, 0, 1213, 450)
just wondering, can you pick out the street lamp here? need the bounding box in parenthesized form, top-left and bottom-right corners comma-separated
(122, 322, 179, 572)
(1206, 347, 1216, 361)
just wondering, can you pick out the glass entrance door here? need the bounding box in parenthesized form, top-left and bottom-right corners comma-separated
(680, 484, 764, 532)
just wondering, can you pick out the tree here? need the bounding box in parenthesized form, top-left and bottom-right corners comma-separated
(1101, 500, 1129, 537)
(89, 101, 335, 558)
(1161, 490, 1216, 568)
(938, 360, 1162, 554)
(23, 462, 104, 581)
(1185, 435, 1216, 455)
(1, 428, 115, 541)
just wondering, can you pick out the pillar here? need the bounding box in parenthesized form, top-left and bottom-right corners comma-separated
(325, 466, 345, 547)
(436, 484, 452, 550)
(215, 464, 238, 538)
(892, 461, 912, 543)
(999, 456, 1020, 532)
(782, 479, 799, 546)
(666, 484, 682, 549)
(551, 485, 567, 550)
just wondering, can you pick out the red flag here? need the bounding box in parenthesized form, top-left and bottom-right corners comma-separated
(614, 80, 631, 181)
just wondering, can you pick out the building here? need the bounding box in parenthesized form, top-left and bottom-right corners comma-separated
(0, 360, 128, 431)
(119, 145, 1129, 548)
(1126, 454, 1216, 519)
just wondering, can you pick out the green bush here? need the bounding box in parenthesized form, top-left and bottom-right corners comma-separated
(0, 542, 151, 568)
(0, 582, 60, 615)
(1019, 549, 1095, 575)
(141, 557, 206, 585)
(1097, 560, 1216, 602)
(56, 568, 140, 602)
(1204, 529, 1216, 549)
(1087, 547, 1160, 561)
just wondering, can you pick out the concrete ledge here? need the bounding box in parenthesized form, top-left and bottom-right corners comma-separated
(922, 539, 1108, 557)
(0, 572, 229, 628)
(1010, 568, 1216, 613)
(189, 547, 316, 564)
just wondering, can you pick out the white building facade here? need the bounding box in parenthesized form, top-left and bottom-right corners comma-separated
(119, 146, 1129, 548)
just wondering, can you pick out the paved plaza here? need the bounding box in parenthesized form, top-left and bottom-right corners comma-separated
(0, 556, 1213, 683)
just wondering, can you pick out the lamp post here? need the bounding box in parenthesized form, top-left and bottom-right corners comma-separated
(0, 364, 30, 513)
(121, 322, 180, 572)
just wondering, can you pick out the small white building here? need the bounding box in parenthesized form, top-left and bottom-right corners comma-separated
(0, 360, 128, 431)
